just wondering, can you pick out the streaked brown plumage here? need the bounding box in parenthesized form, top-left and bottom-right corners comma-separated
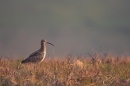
(21, 39, 54, 63)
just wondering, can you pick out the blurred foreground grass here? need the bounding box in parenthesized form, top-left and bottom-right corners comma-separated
(0, 54, 130, 86)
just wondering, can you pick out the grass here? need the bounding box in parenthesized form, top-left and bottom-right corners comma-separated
(0, 54, 130, 86)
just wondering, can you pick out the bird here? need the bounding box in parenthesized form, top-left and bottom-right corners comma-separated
(21, 39, 54, 63)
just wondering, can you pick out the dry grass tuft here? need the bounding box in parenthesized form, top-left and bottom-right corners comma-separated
(0, 54, 130, 86)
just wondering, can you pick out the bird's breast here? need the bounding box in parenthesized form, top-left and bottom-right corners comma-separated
(40, 52, 46, 62)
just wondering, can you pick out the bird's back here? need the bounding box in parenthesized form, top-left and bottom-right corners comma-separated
(21, 50, 44, 63)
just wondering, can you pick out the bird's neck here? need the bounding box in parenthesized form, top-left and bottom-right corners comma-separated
(40, 43, 46, 52)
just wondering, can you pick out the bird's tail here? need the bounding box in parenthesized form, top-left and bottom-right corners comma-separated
(21, 59, 27, 64)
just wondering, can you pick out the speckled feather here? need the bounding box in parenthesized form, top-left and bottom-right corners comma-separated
(21, 50, 44, 63)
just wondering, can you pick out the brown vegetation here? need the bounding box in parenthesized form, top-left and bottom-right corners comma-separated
(0, 54, 130, 86)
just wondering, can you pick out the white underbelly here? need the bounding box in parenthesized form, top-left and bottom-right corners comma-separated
(41, 52, 46, 62)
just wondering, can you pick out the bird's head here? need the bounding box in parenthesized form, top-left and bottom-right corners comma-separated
(41, 39, 55, 47)
(41, 39, 47, 43)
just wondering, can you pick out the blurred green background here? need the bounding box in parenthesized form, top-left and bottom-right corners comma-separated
(0, 0, 130, 57)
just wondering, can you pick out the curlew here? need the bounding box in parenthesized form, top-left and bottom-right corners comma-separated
(21, 39, 54, 63)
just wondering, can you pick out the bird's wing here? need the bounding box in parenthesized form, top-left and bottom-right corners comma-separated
(29, 50, 41, 57)
(23, 50, 43, 63)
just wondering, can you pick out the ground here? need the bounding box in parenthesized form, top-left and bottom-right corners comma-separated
(0, 54, 130, 86)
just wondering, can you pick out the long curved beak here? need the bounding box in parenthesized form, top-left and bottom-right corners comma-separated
(47, 42, 55, 47)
